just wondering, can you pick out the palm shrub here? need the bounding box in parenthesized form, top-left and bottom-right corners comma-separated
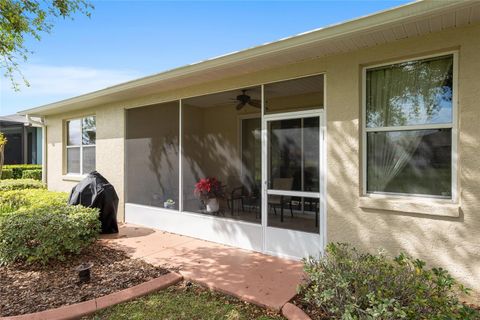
(299, 243, 479, 320)
(0, 205, 100, 265)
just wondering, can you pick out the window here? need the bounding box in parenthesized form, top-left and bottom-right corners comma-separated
(364, 54, 455, 198)
(66, 116, 96, 175)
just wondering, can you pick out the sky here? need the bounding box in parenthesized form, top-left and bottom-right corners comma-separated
(0, 0, 411, 116)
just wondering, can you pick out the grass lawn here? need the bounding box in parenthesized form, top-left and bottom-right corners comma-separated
(87, 282, 285, 320)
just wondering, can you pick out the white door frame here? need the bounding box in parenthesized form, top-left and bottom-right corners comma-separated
(261, 109, 326, 259)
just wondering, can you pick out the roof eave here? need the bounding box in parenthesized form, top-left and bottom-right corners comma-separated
(18, 0, 473, 116)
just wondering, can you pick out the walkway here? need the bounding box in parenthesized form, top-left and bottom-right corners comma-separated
(101, 224, 304, 310)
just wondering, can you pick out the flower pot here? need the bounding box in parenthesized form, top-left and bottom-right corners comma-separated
(164, 201, 175, 209)
(205, 198, 219, 213)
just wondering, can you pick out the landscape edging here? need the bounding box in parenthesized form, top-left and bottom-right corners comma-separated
(281, 302, 312, 320)
(0, 272, 183, 320)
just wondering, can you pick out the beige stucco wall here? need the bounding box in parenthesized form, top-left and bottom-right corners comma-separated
(45, 104, 125, 218)
(45, 22, 480, 299)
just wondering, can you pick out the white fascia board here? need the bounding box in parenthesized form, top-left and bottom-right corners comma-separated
(18, 0, 473, 116)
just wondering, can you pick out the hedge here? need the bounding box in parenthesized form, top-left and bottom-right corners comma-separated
(1, 169, 13, 179)
(0, 179, 45, 191)
(0, 205, 100, 264)
(3, 165, 42, 179)
(0, 189, 68, 216)
(21, 169, 42, 181)
(0, 183, 99, 265)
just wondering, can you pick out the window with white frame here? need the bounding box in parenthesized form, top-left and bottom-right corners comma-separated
(364, 54, 455, 198)
(66, 116, 96, 175)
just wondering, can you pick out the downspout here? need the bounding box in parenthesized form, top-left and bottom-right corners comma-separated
(25, 115, 47, 185)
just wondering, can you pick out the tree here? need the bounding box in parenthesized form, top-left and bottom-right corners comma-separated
(0, 0, 93, 90)
(0, 133, 7, 179)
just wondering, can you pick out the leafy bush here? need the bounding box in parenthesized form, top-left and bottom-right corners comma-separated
(21, 169, 42, 180)
(0, 179, 45, 191)
(300, 243, 479, 320)
(0, 189, 68, 216)
(3, 164, 42, 179)
(1, 168, 13, 179)
(0, 205, 100, 264)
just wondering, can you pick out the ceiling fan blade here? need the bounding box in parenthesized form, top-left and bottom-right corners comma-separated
(236, 102, 245, 110)
(248, 100, 261, 108)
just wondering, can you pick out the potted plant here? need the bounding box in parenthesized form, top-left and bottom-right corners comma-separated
(164, 199, 175, 209)
(194, 177, 225, 213)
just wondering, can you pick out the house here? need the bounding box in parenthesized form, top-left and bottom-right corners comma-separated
(0, 115, 42, 165)
(18, 1, 480, 300)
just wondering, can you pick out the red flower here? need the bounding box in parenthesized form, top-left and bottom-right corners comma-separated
(194, 177, 225, 201)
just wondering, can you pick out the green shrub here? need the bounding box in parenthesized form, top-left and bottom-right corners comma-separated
(0, 205, 100, 265)
(3, 164, 42, 179)
(1, 168, 13, 179)
(0, 189, 68, 215)
(300, 243, 479, 320)
(21, 169, 42, 180)
(0, 179, 45, 191)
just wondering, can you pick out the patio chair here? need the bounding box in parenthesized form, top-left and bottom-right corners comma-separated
(226, 186, 246, 215)
(268, 178, 294, 222)
(242, 182, 261, 219)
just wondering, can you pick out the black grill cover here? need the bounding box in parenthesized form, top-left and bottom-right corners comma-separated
(68, 171, 119, 234)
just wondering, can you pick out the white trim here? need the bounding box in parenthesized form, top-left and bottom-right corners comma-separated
(319, 99, 327, 254)
(179, 100, 183, 212)
(260, 84, 267, 252)
(361, 51, 458, 201)
(365, 123, 453, 132)
(264, 226, 322, 260)
(266, 189, 320, 198)
(62, 174, 87, 182)
(367, 190, 450, 200)
(364, 51, 458, 70)
(301, 117, 304, 196)
(127, 202, 261, 227)
(263, 109, 322, 121)
(362, 66, 367, 196)
(451, 51, 459, 203)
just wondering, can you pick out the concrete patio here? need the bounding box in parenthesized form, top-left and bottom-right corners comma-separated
(100, 223, 304, 310)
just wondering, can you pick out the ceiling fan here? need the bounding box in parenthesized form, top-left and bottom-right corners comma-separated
(232, 90, 261, 110)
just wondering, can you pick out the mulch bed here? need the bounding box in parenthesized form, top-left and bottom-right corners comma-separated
(291, 296, 328, 320)
(0, 242, 169, 317)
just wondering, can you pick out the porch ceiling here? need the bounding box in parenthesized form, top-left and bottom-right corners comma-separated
(19, 0, 480, 117)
